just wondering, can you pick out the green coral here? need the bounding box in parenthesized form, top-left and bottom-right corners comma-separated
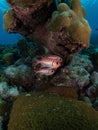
(8, 93, 98, 130)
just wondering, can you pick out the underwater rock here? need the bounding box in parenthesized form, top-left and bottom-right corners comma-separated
(1, 44, 20, 66)
(37, 83, 78, 99)
(93, 99, 98, 111)
(90, 71, 98, 87)
(79, 96, 92, 106)
(80, 44, 96, 55)
(0, 116, 3, 130)
(0, 98, 10, 117)
(87, 71, 98, 101)
(90, 51, 98, 71)
(0, 98, 10, 130)
(17, 39, 28, 57)
(0, 82, 9, 99)
(2, 52, 14, 65)
(14, 56, 33, 67)
(86, 85, 96, 103)
(4, 65, 34, 90)
(8, 93, 98, 130)
(69, 53, 94, 72)
(44, 86, 78, 99)
(0, 70, 8, 82)
(0, 97, 10, 130)
(50, 66, 90, 90)
(4, 0, 54, 35)
(0, 82, 19, 100)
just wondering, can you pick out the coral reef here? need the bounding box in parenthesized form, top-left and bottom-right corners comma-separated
(69, 53, 93, 72)
(50, 65, 90, 90)
(5, 0, 54, 35)
(0, 82, 19, 100)
(4, 65, 34, 90)
(45, 86, 78, 99)
(8, 93, 98, 130)
(1, 44, 19, 66)
(37, 83, 78, 99)
(0, 98, 10, 130)
(4, 0, 91, 60)
(2, 52, 14, 65)
(90, 51, 98, 71)
(0, 70, 8, 82)
(48, 2, 91, 47)
(1, 2, 98, 130)
(0, 98, 9, 117)
(3, 10, 16, 33)
(17, 39, 28, 57)
(2, 1, 98, 129)
(91, 71, 98, 86)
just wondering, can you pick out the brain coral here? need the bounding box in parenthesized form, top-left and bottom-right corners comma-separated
(8, 93, 98, 130)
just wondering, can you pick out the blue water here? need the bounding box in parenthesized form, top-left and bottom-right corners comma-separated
(81, 0, 98, 47)
(0, 0, 23, 45)
(0, 0, 98, 46)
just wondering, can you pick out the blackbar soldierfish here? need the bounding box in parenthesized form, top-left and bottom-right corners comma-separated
(34, 68, 55, 76)
(34, 58, 62, 69)
(42, 55, 63, 63)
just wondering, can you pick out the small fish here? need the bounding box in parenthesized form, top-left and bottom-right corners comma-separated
(42, 55, 63, 63)
(34, 58, 61, 69)
(34, 68, 55, 76)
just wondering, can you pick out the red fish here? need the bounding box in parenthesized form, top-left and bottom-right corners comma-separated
(34, 68, 55, 76)
(34, 58, 61, 69)
(42, 55, 63, 63)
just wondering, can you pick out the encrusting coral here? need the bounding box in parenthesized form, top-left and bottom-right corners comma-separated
(8, 93, 98, 130)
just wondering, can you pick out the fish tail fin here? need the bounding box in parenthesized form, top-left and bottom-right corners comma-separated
(32, 57, 40, 67)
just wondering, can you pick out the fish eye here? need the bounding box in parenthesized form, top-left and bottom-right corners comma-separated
(51, 70, 54, 73)
(59, 58, 62, 61)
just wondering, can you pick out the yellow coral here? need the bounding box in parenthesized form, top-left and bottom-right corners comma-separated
(71, 0, 83, 18)
(48, 1, 91, 48)
(3, 10, 15, 32)
(58, 3, 70, 12)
